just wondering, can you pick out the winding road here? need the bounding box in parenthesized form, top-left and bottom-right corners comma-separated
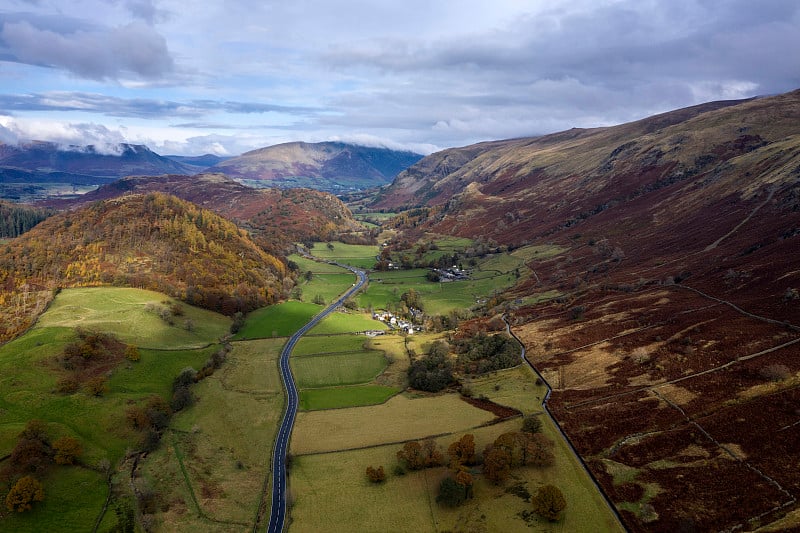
(264, 265, 367, 533)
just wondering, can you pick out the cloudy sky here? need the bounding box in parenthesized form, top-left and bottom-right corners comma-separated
(1, 0, 799, 156)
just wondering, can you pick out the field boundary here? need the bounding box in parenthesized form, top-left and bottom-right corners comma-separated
(505, 315, 628, 531)
(294, 414, 521, 457)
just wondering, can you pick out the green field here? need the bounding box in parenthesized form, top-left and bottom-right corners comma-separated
(308, 241, 379, 269)
(360, 266, 519, 315)
(296, 272, 357, 305)
(288, 254, 353, 274)
(309, 311, 388, 335)
(289, 366, 622, 533)
(141, 338, 285, 530)
(0, 287, 229, 532)
(298, 385, 400, 411)
(292, 351, 388, 388)
(35, 287, 230, 349)
(233, 301, 323, 339)
(293, 334, 367, 355)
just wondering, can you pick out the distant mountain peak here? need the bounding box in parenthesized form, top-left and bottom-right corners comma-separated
(213, 141, 423, 192)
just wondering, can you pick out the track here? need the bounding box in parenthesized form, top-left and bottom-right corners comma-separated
(261, 264, 367, 533)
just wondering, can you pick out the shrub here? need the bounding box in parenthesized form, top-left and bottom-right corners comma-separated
(125, 344, 141, 362)
(532, 485, 566, 521)
(5, 476, 44, 512)
(85, 376, 109, 397)
(56, 376, 80, 394)
(52, 436, 82, 465)
(759, 364, 791, 382)
(365, 465, 386, 483)
(522, 415, 543, 434)
(436, 476, 468, 507)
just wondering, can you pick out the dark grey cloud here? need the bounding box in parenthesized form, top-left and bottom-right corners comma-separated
(322, 1, 800, 94)
(0, 92, 320, 119)
(0, 12, 173, 80)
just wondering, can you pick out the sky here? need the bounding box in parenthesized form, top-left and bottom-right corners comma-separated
(0, 0, 799, 156)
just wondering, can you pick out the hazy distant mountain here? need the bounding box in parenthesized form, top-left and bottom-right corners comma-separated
(0, 141, 196, 201)
(212, 141, 423, 191)
(164, 153, 232, 172)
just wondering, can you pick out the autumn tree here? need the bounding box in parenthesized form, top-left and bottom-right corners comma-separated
(5, 476, 44, 512)
(125, 344, 140, 362)
(524, 433, 555, 467)
(397, 441, 425, 470)
(85, 375, 109, 396)
(365, 465, 386, 483)
(10, 420, 52, 473)
(532, 484, 566, 521)
(482, 446, 512, 484)
(397, 439, 443, 471)
(52, 436, 82, 465)
(447, 434, 476, 469)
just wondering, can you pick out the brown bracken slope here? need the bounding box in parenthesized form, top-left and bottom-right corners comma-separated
(375, 89, 800, 531)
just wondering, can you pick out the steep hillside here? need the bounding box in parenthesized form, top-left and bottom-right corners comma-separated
(213, 141, 423, 191)
(0, 193, 286, 342)
(378, 89, 800, 532)
(40, 173, 366, 250)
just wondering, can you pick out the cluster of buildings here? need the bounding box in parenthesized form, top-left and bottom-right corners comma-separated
(432, 266, 470, 281)
(371, 310, 417, 334)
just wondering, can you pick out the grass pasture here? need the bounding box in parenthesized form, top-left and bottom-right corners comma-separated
(308, 241, 379, 269)
(35, 287, 230, 349)
(290, 402, 622, 533)
(293, 334, 367, 355)
(298, 385, 399, 411)
(290, 393, 496, 455)
(308, 311, 388, 335)
(233, 301, 322, 339)
(141, 338, 285, 530)
(0, 287, 230, 532)
(296, 272, 356, 306)
(292, 350, 388, 388)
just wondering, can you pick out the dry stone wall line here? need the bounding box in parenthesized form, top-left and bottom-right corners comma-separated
(652, 389, 797, 533)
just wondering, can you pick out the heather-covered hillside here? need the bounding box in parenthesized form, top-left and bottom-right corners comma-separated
(377, 89, 800, 532)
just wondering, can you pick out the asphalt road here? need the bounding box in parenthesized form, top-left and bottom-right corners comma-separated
(265, 265, 367, 533)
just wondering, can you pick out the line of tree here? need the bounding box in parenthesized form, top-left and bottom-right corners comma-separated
(0, 201, 53, 238)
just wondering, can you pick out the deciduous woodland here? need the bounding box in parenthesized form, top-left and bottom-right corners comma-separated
(0, 193, 286, 341)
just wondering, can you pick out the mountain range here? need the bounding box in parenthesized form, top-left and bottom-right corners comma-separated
(0, 141, 423, 201)
(374, 89, 800, 532)
(211, 141, 423, 191)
